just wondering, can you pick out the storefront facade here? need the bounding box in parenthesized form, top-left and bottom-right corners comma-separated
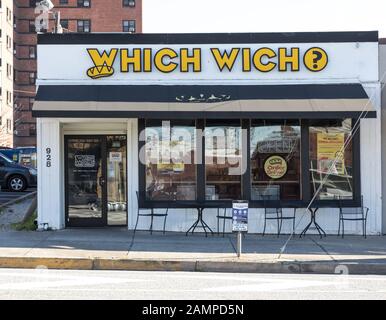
(33, 31, 382, 234)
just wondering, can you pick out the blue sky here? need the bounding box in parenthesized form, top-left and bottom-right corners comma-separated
(144, 0, 386, 37)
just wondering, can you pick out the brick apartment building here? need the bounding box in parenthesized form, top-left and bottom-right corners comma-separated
(11, 0, 142, 147)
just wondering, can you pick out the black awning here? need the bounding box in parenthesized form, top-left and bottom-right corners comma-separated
(33, 84, 376, 119)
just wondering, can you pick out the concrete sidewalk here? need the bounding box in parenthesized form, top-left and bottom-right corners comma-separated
(0, 229, 386, 274)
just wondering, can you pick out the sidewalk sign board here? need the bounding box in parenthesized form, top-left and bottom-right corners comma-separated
(232, 200, 248, 257)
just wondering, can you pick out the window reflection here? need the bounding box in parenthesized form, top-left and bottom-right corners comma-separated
(145, 120, 196, 200)
(250, 120, 301, 201)
(205, 120, 242, 200)
(309, 119, 353, 200)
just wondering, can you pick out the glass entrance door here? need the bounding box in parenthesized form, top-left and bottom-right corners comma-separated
(65, 136, 106, 227)
(65, 135, 128, 227)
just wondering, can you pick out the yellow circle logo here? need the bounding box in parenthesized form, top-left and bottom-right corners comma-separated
(304, 47, 328, 72)
(264, 155, 288, 180)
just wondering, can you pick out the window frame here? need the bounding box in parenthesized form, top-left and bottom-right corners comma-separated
(77, 19, 91, 33)
(123, 0, 136, 7)
(77, 0, 91, 8)
(122, 20, 136, 33)
(138, 118, 361, 209)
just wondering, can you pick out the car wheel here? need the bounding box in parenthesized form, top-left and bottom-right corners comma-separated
(8, 176, 27, 192)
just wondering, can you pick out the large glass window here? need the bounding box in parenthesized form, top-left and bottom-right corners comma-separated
(140, 118, 358, 205)
(205, 120, 242, 200)
(250, 120, 301, 201)
(145, 120, 196, 200)
(309, 119, 353, 200)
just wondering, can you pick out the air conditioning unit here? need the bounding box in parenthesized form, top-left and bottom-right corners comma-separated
(129, 1, 135, 6)
(129, 27, 135, 33)
(84, 0, 90, 6)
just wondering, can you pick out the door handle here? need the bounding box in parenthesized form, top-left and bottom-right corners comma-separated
(99, 177, 105, 186)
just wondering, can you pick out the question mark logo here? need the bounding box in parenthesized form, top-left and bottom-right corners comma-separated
(304, 47, 328, 72)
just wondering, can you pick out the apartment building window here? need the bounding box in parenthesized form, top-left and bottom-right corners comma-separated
(123, 20, 136, 33)
(6, 64, 11, 78)
(6, 7, 11, 22)
(29, 46, 36, 59)
(0, 58, 2, 67)
(29, 20, 36, 33)
(77, 0, 91, 7)
(77, 20, 91, 33)
(123, 0, 135, 7)
(29, 72, 36, 85)
(6, 91, 11, 105)
(29, 124, 36, 136)
(6, 119, 12, 133)
(13, 15, 16, 29)
(29, 98, 35, 111)
(60, 19, 69, 30)
(6, 35, 11, 49)
(13, 42, 16, 55)
(59, 0, 69, 4)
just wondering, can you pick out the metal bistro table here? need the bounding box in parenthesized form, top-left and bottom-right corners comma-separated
(299, 207, 327, 238)
(186, 204, 214, 237)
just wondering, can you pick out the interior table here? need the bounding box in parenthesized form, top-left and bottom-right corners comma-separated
(299, 207, 327, 238)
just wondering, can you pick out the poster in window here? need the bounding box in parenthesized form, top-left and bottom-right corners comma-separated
(264, 155, 288, 179)
(109, 152, 122, 162)
(317, 133, 345, 175)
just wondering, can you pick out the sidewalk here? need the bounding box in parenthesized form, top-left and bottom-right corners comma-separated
(0, 229, 386, 274)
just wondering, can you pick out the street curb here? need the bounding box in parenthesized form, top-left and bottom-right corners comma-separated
(1, 256, 386, 275)
(0, 191, 37, 210)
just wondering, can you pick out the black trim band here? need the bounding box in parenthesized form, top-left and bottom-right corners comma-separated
(35, 84, 369, 102)
(37, 31, 379, 45)
(32, 110, 377, 119)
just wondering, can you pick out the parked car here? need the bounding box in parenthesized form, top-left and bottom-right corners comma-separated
(0, 153, 37, 191)
(0, 147, 37, 169)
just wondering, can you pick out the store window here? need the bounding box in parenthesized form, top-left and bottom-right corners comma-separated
(250, 120, 301, 201)
(144, 120, 197, 201)
(309, 119, 353, 200)
(205, 120, 242, 200)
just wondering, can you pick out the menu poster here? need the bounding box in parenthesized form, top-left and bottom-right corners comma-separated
(316, 133, 345, 175)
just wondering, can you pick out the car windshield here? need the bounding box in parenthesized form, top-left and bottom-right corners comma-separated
(0, 153, 15, 163)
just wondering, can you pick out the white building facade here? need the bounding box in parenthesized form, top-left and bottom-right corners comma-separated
(34, 32, 382, 235)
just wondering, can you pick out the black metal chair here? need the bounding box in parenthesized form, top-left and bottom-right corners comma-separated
(216, 207, 232, 237)
(134, 191, 168, 235)
(338, 195, 369, 238)
(262, 196, 296, 236)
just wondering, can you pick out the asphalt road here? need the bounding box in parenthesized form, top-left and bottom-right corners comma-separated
(0, 188, 36, 206)
(0, 268, 386, 300)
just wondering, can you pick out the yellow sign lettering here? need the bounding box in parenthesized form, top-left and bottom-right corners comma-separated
(253, 48, 277, 72)
(278, 47, 299, 71)
(180, 48, 201, 72)
(86, 48, 118, 79)
(154, 48, 178, 73)
(120, 48, 142, 72)
(211, 48, 240, 71)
